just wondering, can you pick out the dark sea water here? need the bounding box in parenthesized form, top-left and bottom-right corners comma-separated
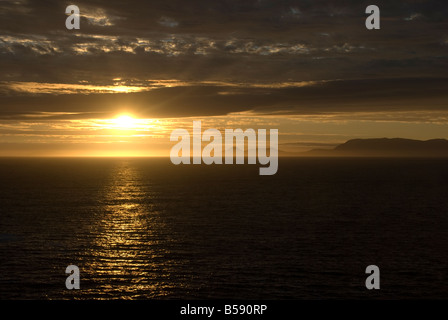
(0, 157, 447, 300)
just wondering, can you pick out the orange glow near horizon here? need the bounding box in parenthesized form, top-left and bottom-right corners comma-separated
(89, 114, 166, 134)
(1, 113, 448, 157)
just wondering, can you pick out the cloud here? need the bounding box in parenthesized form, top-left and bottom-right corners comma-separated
(158, 16, 179, 28)
(0, 0, 31, 14)
(0, 79, 320, 95)
(404, 13, 424, 21)
(81, 7, 118, 27)
(1, 32, 370, 57)
(0, 81, 148, 94)
(0, 0, 447, 122)
(0, 34, 61, 55)
(0, 78, 447, 120)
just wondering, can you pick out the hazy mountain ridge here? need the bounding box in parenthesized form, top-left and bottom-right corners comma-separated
(307, 138, 448, 157)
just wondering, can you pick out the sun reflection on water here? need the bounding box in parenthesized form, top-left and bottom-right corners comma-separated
(81, 160, 178, 298)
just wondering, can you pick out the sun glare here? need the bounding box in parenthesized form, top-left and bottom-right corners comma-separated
(114, 114, 138, 129)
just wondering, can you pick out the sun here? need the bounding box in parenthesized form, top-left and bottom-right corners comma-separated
(114, 114, 138, 129)
(99, 113, 160, 134)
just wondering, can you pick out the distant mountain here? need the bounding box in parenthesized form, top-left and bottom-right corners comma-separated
(307, 138, 448, 157)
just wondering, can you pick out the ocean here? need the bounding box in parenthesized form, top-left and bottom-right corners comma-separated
(1, 157, 447, 299)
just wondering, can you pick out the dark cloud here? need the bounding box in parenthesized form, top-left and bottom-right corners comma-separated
(0, 78, 447, 120)
(0, 0, 447, 119)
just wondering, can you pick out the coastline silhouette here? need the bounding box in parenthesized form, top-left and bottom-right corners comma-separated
(305, 138, 448, 157)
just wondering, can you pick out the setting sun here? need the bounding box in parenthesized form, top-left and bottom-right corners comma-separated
(2, 0, 448, 304)
(114, 114, 138, 129)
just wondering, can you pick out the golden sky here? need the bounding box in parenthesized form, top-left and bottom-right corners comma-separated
(0, 0, 447, 156)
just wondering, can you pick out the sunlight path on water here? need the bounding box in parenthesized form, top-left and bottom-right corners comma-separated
(79, 160, 181, 299)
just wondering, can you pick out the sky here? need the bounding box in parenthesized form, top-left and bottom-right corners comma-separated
(0, 0, 447, 156)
